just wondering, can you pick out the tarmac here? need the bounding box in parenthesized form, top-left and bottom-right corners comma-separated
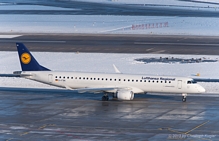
(0, 88, 219, 140)
(1, 34, 219, 54)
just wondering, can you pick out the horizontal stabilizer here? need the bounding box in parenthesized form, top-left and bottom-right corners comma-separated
(13, 71, 32, 77)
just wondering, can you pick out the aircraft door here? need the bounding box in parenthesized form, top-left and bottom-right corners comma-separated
(177, 80, 182, 89)
(48, 74, 53, 83)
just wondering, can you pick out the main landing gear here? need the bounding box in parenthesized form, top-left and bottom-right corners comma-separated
(102, 93, 109, 101)
(182, 93, 187, 102)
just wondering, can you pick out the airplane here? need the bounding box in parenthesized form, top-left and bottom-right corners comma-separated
(13, 43, 205, 102)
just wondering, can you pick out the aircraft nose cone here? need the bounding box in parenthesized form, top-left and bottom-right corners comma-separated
(199, 86, 206, 93)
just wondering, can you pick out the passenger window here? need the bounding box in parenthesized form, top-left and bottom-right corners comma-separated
(67, 77, 69, 79)
(114, 79, 116, 81)
(79, 77, 81, 79)
(110, 79, 112, 81)
(157, 81, 159, 83)
(169, 81, 171, 83)
(128, 79, 130, 82)
(144, 80, 146, 82)
(94, 78, 96, 80)
(71, 77, 73, 79)
(132, 80, 134, 82)
(63, 76, 65, 79)
(98, 78, 100, 80)
(75, 77, 77, 79)
(187, 81, 191, 84)
(102, 78, 104, 80)
(161, 81, 162, 83)
(165, 81, 167, 83)
(140, 80, 142, 82)
(136, 80, 138, 82)
(55, 76, 57, 78)
(90, 78, 92, 80)
(124, 79, 126, 81)
(152, 81, 154, 83)
(106, 78, 107, 81)
(119, 79, 121, 81)
(83, 77, 85, 80)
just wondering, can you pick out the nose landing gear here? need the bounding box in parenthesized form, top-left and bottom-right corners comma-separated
(182, 93, 187, 102)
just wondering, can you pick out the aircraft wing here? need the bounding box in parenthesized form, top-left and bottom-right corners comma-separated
(74, 87, 131, 93)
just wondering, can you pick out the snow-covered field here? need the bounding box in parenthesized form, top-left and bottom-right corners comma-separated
(0, 0, 219, 35)
(0, 52, 219, 93)
(0, 5, 77, 10)
(1, 15, 219, 36)
(76, 0, 219, 8)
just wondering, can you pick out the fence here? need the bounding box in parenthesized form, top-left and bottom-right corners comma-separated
(132, 22, 168, 30)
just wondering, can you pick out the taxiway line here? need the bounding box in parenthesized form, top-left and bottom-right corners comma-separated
(184, 120, 209, 134)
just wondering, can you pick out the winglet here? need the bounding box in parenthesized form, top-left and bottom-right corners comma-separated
(113, 64, 121, 73)
(16, 43, 50, 71)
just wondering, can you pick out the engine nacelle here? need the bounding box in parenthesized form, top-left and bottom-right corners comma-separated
(117, 90, 134, 100)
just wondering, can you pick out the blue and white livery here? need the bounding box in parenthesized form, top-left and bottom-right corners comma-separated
(14, 43, 205, 102)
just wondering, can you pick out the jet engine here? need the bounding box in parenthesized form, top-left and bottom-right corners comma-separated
(117, 90, 134, 100)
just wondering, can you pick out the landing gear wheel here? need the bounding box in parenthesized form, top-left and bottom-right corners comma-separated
(182, 97, 186, 102)
(113, 93, 117, 99)
(102, 96, 109, 101)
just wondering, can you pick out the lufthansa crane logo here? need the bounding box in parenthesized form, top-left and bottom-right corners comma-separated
(21, 53, 31, 64)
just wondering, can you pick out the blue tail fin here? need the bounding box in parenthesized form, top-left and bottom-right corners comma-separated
(16, 43, 50, 71)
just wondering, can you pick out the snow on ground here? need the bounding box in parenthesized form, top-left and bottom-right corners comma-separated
(75, 0, 219, 8)
(193, 0, 219, 3)
(0, 15, 219, 36)
(0, 52, 219, 93)
(0, 35, 22, 38)
(0, 5, 78, 10)
(0, 1, 219, 35)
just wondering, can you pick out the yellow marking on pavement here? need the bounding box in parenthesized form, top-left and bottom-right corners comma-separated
(38, 124, 56, 129)
(168, 128, 185, 134)
(6, 138, 14, 141)
(158, 127, 185, 134)
(38, 125, 47, 129)
(20, 132, 29, 136)
(184, 121, 209, 134)
(159, 122, 212, 141)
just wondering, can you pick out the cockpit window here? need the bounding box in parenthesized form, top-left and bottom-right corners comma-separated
(187, 80, 197, 84)
(192, 80, 197, 84)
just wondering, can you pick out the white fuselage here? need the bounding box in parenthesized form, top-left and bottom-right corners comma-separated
(21, 71, 205, 94)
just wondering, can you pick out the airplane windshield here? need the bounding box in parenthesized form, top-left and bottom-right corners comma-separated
(187, 80, 197, 84)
